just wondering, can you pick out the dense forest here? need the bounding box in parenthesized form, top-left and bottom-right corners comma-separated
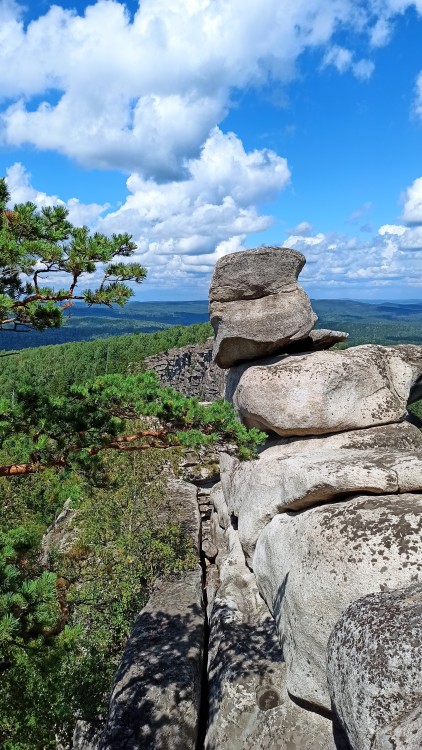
(0, 322, 212, 400)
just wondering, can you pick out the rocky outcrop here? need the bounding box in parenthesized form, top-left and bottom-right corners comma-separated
(327, 585, 422, 750)
(206, 245, 422, 750)
(95, 246, 422, 750)
(227, 344, 422, 436)
(209, 247, 318, 368)
(98, 569, 204, 750)
(98, 478, 204, 750)
(144, 339, 225, 400)
(219, 423, 422, 563)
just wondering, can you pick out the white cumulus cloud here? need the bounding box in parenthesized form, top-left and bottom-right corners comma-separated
(5, 162, 110, 225)
(284, 220, 422, 293)
(402, 176, 422, 225)
(96, 127, 290, 293)
(1, 0, 419, 176)
(5, 129, 290, 295)
(322, 45, 374, 80)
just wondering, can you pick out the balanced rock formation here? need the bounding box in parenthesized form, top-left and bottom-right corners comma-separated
(327, 584, 422, 750)
(206, 245, 422, 750)
(209, 247, 318, 368)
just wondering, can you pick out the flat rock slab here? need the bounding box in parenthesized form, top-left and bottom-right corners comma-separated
(209, 247, 317, 368)
(253, 493, 422, 712)
(219, 422, 422, 564)
(205, 493, 342, 750)
(227, 344, 422, 436)
(327, 585, 422, 750)
(98, 568, 205, 750)
(284, 328, 349, 353)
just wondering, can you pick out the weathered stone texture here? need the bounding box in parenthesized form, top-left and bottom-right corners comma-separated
(227, 344, 422, 436)
(327, 585, 422, 750)
(372, 704, 422, 750)
(144, 339, 225, 400)
(209, 247, 318, 368)
(209, 246, 306, 303)
(98, 569, 204, 750)
(98, 478, 203, 750)
(219, 422, 422, 564)
(253, 494, 422, 712)
(205, 487, 341, 750)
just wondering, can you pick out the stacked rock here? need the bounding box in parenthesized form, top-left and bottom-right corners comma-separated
(206, 246, 422, 750)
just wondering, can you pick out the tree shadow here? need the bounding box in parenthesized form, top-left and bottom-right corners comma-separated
(98, 572, 204, 750)
(98, 568, 350, 750)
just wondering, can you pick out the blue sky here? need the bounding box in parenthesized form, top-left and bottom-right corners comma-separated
(1, 0, 422, 301)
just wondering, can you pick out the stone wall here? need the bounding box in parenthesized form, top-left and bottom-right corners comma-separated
(144, 338, 225, 401)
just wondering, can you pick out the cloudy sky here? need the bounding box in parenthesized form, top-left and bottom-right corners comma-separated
(1, 0, 422, 300)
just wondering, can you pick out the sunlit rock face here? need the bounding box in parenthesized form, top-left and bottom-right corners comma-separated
(203, 246, 422, 750)
(253, 493, 422, 712)
(227, 344, 422, 436)
(205, 482, 343, 750)
(219, 421, 422, 565)
(209, 246, 317, 369)
(327, 585, 422, 750)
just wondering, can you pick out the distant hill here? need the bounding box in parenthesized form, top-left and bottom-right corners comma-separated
(0, 298, 422, 351)
(312, 299, 422, 346)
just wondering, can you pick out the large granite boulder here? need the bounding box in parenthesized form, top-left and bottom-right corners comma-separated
(253, 493, 422, 712)
(219, 422, 422, 564)
(209, 247, 317, 368)
(327, 585, 422, 750)
(227, 344, 422, 436)
(205, 489, 342, 750)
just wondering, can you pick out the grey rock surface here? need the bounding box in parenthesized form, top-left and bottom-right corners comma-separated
(98, 477, 203, 750)
(209, 247, 317, 368)
(73, 721, 102, 750)
(209, 246, 306, 302)
(144, 339, 225, 401)
(98, 568, 204, 750)
(372, 704, 422, 750)
(327, 585, 422, 750)
(284, 328, 349, 353)
(205, 490, 342, 750)
(219, 423, 422, 563)
(307, 328, 348, 349)
(253, 493, 422, 712)
(227, 344, 422, 435)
